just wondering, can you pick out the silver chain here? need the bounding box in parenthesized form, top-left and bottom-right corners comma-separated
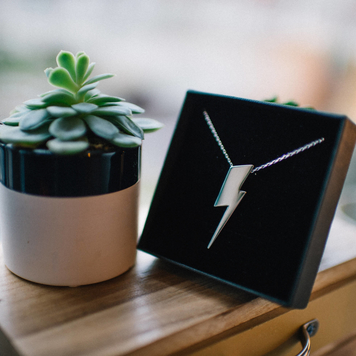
(203, 110, 325, 173)
(203, 111, 233, 166)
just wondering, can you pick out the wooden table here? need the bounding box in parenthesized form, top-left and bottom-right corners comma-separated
(1, 186, 356, 356)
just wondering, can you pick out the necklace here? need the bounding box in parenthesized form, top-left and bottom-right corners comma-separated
(203, 110, 325, 249)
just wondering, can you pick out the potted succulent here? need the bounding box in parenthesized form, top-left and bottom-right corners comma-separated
(0, 50, 163, 286)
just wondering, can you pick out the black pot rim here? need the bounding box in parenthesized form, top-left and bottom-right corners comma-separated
(0, 142, 141, 197)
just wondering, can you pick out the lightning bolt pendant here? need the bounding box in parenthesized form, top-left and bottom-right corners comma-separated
(203, 110, 325, 249)
(207, 164, 253, 249)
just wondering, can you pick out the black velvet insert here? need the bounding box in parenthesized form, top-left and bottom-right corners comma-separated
(138, 91, 356, 308)
(0, 143, 141, 197)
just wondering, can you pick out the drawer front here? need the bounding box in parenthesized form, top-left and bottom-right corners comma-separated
(188, 278, 356, 356)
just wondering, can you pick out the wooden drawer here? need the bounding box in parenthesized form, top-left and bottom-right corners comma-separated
(189, 275, 356, 355)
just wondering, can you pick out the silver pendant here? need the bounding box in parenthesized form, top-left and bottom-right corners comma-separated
(207, 164, 253, 249)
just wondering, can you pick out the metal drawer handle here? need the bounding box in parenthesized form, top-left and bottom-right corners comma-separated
(296, 319, 319, 356)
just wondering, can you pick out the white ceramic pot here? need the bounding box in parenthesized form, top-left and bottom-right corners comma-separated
(0, 181, 139, 286)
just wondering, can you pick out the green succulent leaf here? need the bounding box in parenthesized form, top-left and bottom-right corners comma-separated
(48, 67, 79, 93)
(264, 96, 278, 103)
(76, 82, 98, 101)
(56, 50, 76, 82)
(9, 105, 30, 115)
(83, 115, 119, 139)
(24, 98, 47, 109)
(47, 137, 89, 155)
(83, 73, 114, 86)
(283, 101, 299, 107)
(42, 91, 76, 106)
(2, 118, 20, 126)
(84, 89, 101, 101)
(0, 123, 14, 131)
(44, 67, 54, 78)
(87, 94, 124, 106)
(3, 108, 32, 126)
(132, 118, 164, 133)
(2, 115, 22, 126)
(115, 102, 145, 114)
(39, 88, 75, 98)
(76, 51, 85, 58)
(72, 103, 98, 114)
(47, 106, 77, 118)
(108, 115, 144, 139)
(77, 83, 99, 95)
(76, 54, 90, 85)
(49, 117, 86, 141)
(20, 108, 52, 131)
(9, 110, 30, 118)
(110, 132, 142, 148)
(0, 124, 51, 145)
(83, 62, 96, 82)
(92, 105, 131, 117)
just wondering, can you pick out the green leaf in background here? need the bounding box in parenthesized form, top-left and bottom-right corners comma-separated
(49, 117, 86, 141)
(84, 115, 119, 139)
(0, 125, 51, 145)
(72, 103, 98, 114)
(132, 118, 164, 133)
(109, 132, 142, 148)
(76, 53, 90, 85)
(19, 108, 51, 131)
(47, 138, 89, 155)
(56, 50, 77, 82)
(47, 106, 77, 118)
(108, 115, 144, 139)
(264, 96, 278, 103)
(264, 97, 314, 109)
(283, 101, 299, 107)
(49, 67, 79, 93)
(83, 73, 114, 86)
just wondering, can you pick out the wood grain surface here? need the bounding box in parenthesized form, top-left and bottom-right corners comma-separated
(0, 240, 355, 356)
(0, 192, 355, 356)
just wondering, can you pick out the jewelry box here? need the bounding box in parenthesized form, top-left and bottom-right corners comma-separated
(138, 90, 356, 308)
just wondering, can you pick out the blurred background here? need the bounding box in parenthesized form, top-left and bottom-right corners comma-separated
(1, 0, 356, 229)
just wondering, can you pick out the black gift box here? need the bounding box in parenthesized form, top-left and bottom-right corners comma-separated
(138, 91, 356, 308)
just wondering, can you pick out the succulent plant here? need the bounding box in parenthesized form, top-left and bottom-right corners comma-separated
(0, 50, 163, 154)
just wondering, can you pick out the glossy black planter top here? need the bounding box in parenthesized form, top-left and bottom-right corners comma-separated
(0, 143, 141, 197)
